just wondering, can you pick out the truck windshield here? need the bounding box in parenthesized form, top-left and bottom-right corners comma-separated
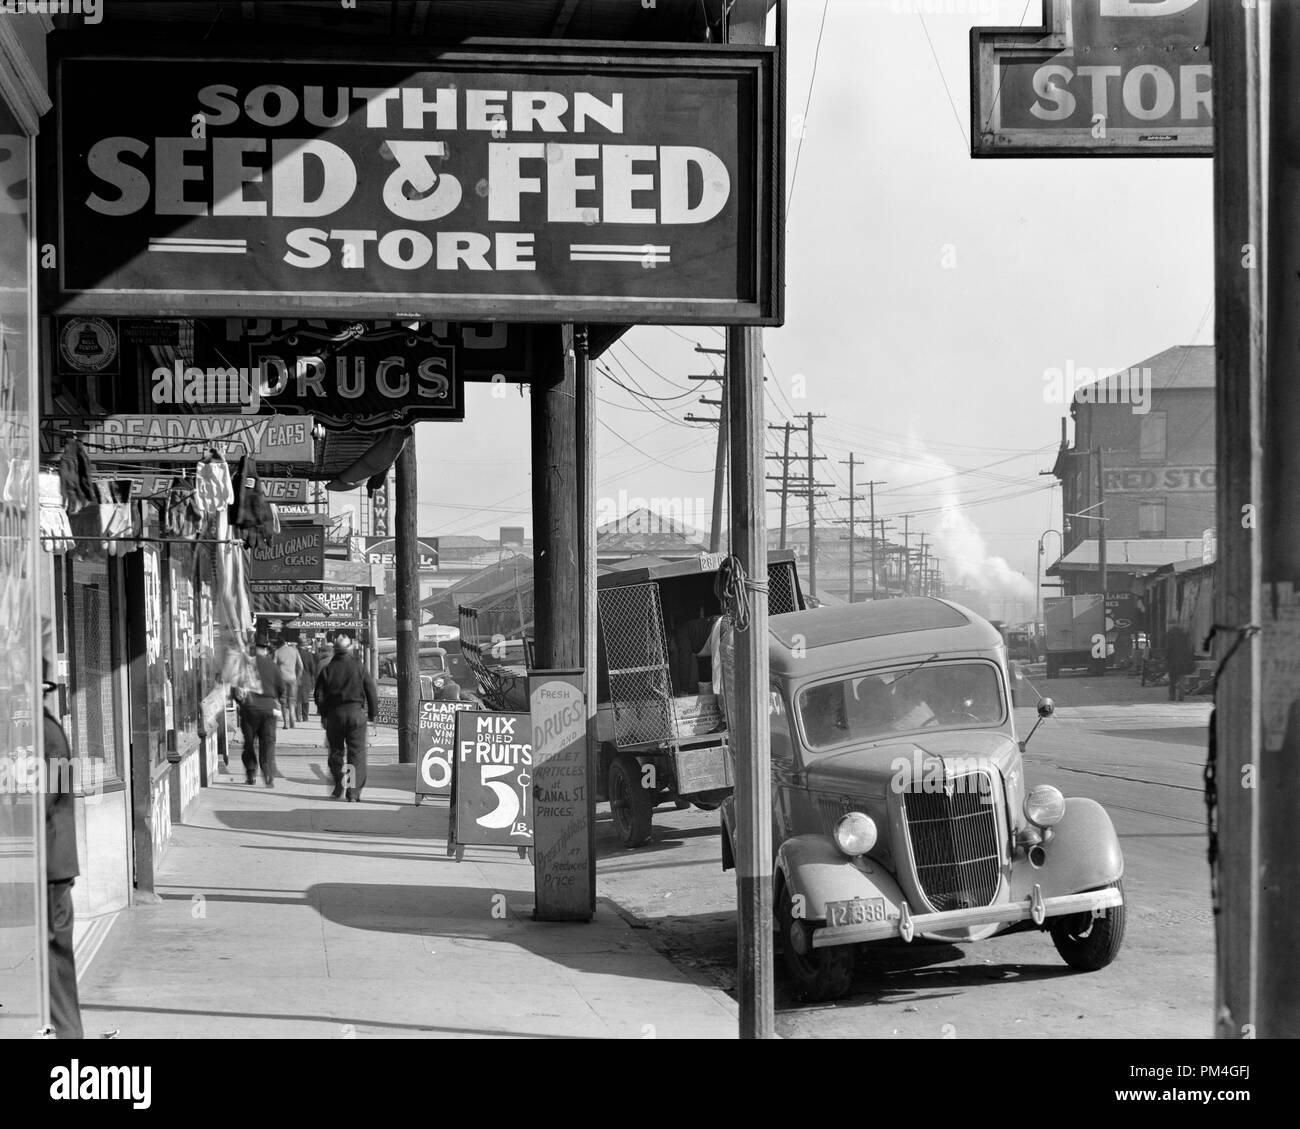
(796, 660, 1005, 751)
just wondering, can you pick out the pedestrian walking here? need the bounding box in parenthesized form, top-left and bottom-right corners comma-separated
(234, 636, 284, 786)
(1165, 624, 1195, 703)
(41, 643, 82, 1039)
(273, 636, 303, 729)
(296, 639, 318, 722)
(314, 633, 378, 801)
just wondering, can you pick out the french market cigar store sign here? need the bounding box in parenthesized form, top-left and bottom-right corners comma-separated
(971, 0, 1211, 157)
(52, 48, 780, 324)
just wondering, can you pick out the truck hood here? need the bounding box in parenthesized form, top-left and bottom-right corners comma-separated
(803, 729, 1020, 795)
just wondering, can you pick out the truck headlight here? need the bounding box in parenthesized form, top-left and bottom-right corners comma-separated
(1023, 785, 1065, 828)
(834, 812, 877, 857)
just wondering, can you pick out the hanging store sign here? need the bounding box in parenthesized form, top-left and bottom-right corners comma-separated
(82, 413, 315, 463)
(52, 48, 780, 324)
(242, 327, 461, 431)
(57, 316, 118, 374)
(249, 524, 326, 582)
(261, 477, 309, 503)
(360, 536, 439, 569)
(971, 0, 1211, 157)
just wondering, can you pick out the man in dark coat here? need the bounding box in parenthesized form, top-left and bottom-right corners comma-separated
(314, 633, 378, 801)
(236, 637, 284, 786)
(296, 640, 319, 722)
(43, 672, 83, 1039)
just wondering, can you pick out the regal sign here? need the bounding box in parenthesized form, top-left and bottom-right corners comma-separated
(971, 0, 1211, 156)
(51, 48, 780, 324)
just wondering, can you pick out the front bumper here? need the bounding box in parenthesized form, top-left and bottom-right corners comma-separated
(810, 884, 1123, 949)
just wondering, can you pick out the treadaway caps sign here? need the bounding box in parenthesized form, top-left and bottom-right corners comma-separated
(53, 49, 779, 324)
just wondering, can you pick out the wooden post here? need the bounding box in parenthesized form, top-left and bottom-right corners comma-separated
(1210, 0, 1264, 1041)
(779, 422, 791, 550)
(727, 0, 775, 1041)
(531, 323, 586, 921)
(710, 363, 729, 554)
(530, 323, 580, 671)
(394, 434, 419, 764)
(578, 327, 598, 918)
(1261, 0, 1300, 1040)
(1095, 448, 1107, 594)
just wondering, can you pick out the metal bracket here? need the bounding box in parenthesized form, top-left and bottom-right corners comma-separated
(1030, 883, 1046, 926)
(899, 900, 915, 943)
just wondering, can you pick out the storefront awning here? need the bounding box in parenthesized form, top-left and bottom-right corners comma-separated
(1047, 538, 1205, 577)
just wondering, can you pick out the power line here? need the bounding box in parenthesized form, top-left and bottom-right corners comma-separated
(787, 0, 830, 224)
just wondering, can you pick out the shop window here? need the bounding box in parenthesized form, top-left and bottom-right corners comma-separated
(1139, 499, 1167, 539)
(66, 558, 125, 788)
(1140, 412, 1167, 462)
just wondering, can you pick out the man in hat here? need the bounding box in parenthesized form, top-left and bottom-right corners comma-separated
(41, 629, 82, 1039)
(314, 632, 378, 801)
(235, 636, 284, 786)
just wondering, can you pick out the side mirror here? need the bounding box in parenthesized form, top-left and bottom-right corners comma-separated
(1037, 698, 1055, 719)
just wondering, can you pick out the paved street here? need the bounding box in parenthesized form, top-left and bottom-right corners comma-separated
(595, 673, 1216, 1039)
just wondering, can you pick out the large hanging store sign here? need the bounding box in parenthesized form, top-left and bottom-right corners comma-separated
(51, 48, 780, 324)
(971, 0, 1211, 157)
(82, 413, 315, 462)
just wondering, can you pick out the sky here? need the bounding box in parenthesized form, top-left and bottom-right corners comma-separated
(398, 0, 1215, 608)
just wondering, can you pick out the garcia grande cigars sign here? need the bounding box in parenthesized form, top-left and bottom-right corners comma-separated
(53, 50, 779, 324)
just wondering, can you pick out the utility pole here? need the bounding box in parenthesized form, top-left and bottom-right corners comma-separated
(1210, 0, 1265, 1041)
(918, 532, 928, 597)
(689, 346, 729, 552)
(838, 454, 863, 603)
(875, 519, 895, 595)
(765, 421, 801, 550)
(805, 412, 826, 599)
(868, 479, 884, 600)
(1095, 447, 1107, 593)
(899, 514, 912, 595)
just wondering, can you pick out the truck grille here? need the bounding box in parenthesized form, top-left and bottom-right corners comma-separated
(901, 771, 1001, 912)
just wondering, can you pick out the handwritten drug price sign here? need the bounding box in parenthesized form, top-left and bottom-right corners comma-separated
(451, 712, 532, 848)
(415, 699, 476, 798)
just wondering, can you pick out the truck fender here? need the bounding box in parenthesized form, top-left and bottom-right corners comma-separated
(1008, 796, 1124, 902)
(776, 835, 906, 923)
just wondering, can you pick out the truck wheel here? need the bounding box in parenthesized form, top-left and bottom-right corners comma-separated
(778, 880, 855, 1001)
(1051, 881, 1125, 971)
(608, 755, 653, 848)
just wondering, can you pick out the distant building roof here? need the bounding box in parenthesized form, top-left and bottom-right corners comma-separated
(596, 507, 709, 557)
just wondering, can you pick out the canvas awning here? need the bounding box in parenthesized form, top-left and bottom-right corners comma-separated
(1046, 539, 1205, 577)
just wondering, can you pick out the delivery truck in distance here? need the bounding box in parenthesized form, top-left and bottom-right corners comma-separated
(1043, 594, 1106, 678)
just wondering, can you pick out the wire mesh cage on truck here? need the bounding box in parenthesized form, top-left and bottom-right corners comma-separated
(594, 550, 805, 847)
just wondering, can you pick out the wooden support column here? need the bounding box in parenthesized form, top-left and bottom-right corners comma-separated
(1210, 0, 1264, 1039)
(530, 324, 581, 670)
(727, 0, 777, 1042)
(1261, 0, 1300, 1040)
(394, 434, 419, 764)
(728, 325, 774, 1040)
(578, 327, 598, 917)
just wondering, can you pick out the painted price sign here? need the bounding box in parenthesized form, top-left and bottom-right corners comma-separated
(415, 699, 477, 799)
(450, 711, 532, 851)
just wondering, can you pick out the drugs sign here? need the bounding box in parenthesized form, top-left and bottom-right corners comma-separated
(971, 0, 1211, 156)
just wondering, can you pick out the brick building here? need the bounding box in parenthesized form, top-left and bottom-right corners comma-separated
(1048, 345, 1215, 595)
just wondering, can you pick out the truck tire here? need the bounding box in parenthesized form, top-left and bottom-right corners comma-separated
(1051, 881, 1126, 971)
(777, 879, 855, 1002)
(608, 755, 653, 848)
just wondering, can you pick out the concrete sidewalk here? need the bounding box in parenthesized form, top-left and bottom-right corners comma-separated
(78, 722, 738, 1038)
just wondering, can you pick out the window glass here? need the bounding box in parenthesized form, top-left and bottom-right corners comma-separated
(0, 106, 40, 1037)
(1139, 499, 1167, 538)
(1140, 412, 1168, 461)
(796, 660, 1005, 753)
(66, 557, 124, 789)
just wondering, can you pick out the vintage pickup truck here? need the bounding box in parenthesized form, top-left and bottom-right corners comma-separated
(720, 597, 1126, 1001)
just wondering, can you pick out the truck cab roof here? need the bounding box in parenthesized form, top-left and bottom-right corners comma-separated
(768, 598, 1004, 678)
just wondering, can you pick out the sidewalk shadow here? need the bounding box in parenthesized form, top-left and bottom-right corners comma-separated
(212, 806, 446, 840)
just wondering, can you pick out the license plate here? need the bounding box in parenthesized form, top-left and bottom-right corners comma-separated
(825, 897, 891, 928)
